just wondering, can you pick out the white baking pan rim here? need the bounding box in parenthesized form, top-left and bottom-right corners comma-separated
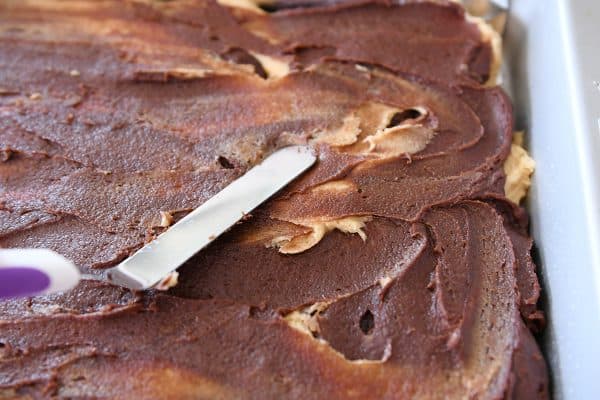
(505, 1, 600, 398)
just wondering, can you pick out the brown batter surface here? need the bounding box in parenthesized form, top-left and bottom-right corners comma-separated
(0, 1, 548, 398)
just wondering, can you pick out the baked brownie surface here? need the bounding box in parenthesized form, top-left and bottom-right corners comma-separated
(0, 0, 548, 398)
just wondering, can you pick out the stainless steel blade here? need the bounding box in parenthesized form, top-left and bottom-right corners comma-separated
(107, 145, 316, 290)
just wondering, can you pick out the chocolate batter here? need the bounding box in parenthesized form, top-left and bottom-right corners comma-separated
(0, 0, 548, 398)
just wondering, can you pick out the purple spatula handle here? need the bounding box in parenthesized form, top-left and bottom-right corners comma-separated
(0, 249, 80, 300)
(0, 266, 51, 300)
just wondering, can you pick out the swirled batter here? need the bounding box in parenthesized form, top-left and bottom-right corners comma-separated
(0, 0, 547, 398)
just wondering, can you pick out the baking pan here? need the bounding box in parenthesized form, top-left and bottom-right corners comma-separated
(504, 0, 600, 398)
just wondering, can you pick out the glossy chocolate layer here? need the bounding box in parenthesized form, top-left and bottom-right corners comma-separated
(0, 0, 547, 398)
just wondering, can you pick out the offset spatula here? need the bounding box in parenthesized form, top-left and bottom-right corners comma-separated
(107, 145, 316, 290)
(0, 146, 315, 299)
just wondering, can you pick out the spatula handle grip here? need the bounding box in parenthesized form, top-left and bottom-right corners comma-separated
(0, 249, 80, 300)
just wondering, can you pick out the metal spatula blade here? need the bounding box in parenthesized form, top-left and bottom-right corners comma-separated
(107, 145, 316, 290)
